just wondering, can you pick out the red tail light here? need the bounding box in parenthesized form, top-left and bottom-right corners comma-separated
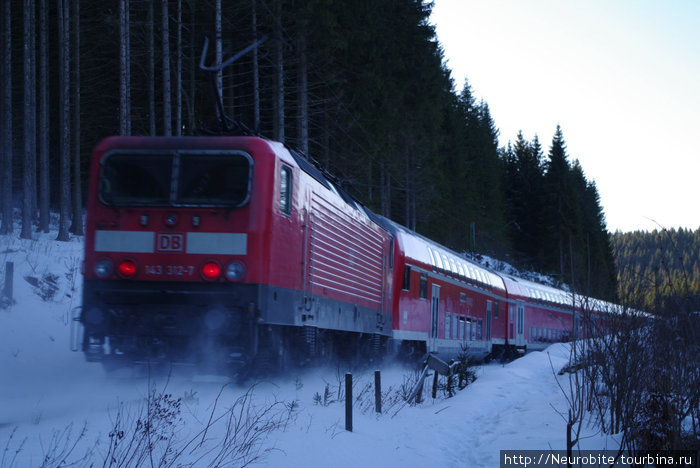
(202, 262, 221, 280)
(118, 260, 137, 277)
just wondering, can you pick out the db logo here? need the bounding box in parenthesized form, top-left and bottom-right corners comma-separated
(156, 233, 185, 252)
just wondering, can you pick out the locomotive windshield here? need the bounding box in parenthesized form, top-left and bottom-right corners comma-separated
(99, 150, 252, 207)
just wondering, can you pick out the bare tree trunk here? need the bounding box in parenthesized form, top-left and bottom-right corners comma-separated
(119, 0, 131, 136)
(21, 0, 36, 240)
(251, 0, 260, 133)
(56, 0, 71, 241)
(162, 0, 172, 136)
(404, 147, 410, 228)
(176, 0, 182, 136)
(215, 0, 222, 100)
(188, 0, 196, 132)
(185, 0, 198, 134)
(1, 0, 13, 234)
(29, 0, 37, 222)
(38, 0, 49, 233)
(296, 21, 308, 154)
(411, 196, 416, 231)
(380, 163, 391, 218)
(70, 0, 82, 236)
(321, 98, 330, 167)
(148, 0, 156, 135)
(272, 0, 284, 142)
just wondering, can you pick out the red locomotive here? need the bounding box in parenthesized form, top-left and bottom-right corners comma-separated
(81, 135, 393, 370)
(80, 134, 607, 371)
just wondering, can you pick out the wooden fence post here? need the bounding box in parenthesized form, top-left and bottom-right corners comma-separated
(374, 370, 382, 414)
(3, 262, 13, 301)
(345, 373, 353, 432)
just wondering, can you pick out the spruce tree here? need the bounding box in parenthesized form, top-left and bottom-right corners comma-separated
(542, 125, 575, 281)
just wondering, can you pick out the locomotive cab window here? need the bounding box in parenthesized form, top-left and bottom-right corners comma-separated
(177, 153, 251, 206)
(99, 150, 253, 207)
(99, 153, 172, 205)
(280, 165, 293, 215)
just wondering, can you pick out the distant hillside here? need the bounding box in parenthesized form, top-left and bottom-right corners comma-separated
(611, 228, 700, 313)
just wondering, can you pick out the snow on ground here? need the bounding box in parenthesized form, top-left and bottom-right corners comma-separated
(0, 226, 619, 467)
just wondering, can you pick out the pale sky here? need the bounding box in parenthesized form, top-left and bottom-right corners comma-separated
(430, 0, 700, 233)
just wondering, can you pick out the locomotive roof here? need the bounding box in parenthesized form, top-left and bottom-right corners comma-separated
(284, 146, 366, 213)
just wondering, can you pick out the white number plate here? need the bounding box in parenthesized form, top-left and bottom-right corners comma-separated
(144, 265, 195, 276)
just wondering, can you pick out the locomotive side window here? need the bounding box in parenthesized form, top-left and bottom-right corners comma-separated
(280, 166, 293, 215)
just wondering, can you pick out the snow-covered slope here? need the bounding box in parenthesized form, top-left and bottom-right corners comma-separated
(0, 227, 619, 467)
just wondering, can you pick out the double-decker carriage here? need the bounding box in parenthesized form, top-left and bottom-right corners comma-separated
(374, 217, 508, 360)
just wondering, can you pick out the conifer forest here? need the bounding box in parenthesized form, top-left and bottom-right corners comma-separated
(6, 0, 689, 306)
(613, 228, 700, 314)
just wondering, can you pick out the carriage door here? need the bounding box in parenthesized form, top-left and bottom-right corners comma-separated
(429, 284, 440, 353)
(486, 301, 492, 342)
(516, 302, 525, 347)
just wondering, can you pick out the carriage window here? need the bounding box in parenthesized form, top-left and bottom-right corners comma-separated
(427, 248, 437, 272)
(419, 273, 428, 299)
(280, 166, 292, 215)
(433, 251, 444, 274)
(457, 263, 466, 282)
(402, 265, 411, 291)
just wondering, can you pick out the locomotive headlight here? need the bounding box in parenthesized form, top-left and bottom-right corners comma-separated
(94, 259, 113, 278)
(225, 262, 245, 281)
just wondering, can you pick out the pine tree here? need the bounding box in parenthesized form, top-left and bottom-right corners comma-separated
(21, 0, 37, 240)
(1, 0, 13, 234)
(56, 0, 71, 242)
(503, 131, 546, 266)
(37, 0, 49, 233)
(542, 125, 574, 280)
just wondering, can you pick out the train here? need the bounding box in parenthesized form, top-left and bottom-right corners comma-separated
(79, 134, 611, 372)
